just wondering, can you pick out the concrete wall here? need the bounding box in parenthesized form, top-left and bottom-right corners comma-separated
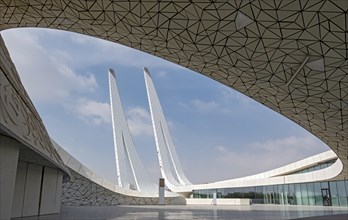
(62, 168, 186, 206)
(0, 135, 20, 220)
(22, 163, 43, 216)
(40, 167, 58, 214)
(11, 162, 63, 218)
(0, 134, 64, 219)
(11, 161, 28, 218)
(55, 170, 63, 213)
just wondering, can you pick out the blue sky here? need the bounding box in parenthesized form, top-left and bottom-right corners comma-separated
(2, 28, 329, 184)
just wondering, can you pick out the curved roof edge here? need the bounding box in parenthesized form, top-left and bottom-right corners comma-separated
(174, 150, 343, 193)
(218, 150, 338, 182)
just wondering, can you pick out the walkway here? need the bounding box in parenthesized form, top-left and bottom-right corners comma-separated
(15, 205, 348, 220)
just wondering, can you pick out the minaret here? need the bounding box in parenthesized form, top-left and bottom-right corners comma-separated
(143, 67, 192, 190)
(108, 68, 157, 194)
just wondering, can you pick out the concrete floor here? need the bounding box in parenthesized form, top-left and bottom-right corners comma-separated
(15, 205, 348, 220)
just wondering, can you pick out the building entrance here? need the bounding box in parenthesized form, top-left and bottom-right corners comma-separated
(321, 188, 332, 206)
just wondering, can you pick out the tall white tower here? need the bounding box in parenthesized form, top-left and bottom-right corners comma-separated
(143, 67, 192, 190)
(108, 69, 157, 194)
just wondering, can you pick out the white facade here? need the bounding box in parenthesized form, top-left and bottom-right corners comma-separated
(144, 67, 192, 191)
(108, 69, 158, 194)
(187, 150, 342, 192)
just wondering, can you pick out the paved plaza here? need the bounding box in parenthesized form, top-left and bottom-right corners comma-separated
(14, 205, 348, 220)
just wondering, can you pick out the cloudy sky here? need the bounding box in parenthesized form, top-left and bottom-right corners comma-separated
(2, 28, 329, 184)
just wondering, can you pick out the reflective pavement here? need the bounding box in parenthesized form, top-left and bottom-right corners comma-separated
(15, 205, 348, 220)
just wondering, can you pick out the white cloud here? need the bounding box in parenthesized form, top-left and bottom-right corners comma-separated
(181, 85, 252, 114)
(251, 135, 318, 152)
(216, 135, 327, 178)
(186, 99, 230, 114)
(126, 107, 153, 136)
(218, 85, 252, 105)
(68, 31, 181, 70)
(74, 99, 111, 126)
(215, 145, 229, 154)
(2, 30, 98, 103)
(71, 34, 89, 44)
(181, 86, 252, 114)
(156, 71, 168, 78)
(192, 99, 219, 109)
(186, 135, 329, 183)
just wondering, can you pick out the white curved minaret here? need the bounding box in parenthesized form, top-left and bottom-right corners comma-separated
(108, 69, 157, 194)
(143, 67, 192, 190)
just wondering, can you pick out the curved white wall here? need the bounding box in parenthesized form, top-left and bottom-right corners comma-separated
(173, 150, 342, 193)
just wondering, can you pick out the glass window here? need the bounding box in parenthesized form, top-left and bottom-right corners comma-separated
(278, 184, 285, 205)
(224, 188, 232, 198)
(201, 190, 207, 198)
(263, 185, 268, 204)
(194, 179, 347, 207)
(336, 180, 347, 206)
(283, 184, 290, 205)
(321, 181, 329, 189)
(289, 184, 296, 205)
(237, 187, 244, 198)
(217, 188, 222, 198)
(247, 187, 256, 199)
(300, 183, 309, 205)
(253, 186, 264, 204)
(273, 185, 279, 204)
(314, 182, 323, 206)
(227, 188, 236, 198)
(295, 184, 302, 205)
(307, 183, 315, 205)
(229, 188, 236, 198)
(330, 181, 339, 206)
(267, 185, 275, 204)
(230, 188, 235, 198)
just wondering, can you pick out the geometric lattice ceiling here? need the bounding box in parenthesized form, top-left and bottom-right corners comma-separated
(0, 0, 347, 178)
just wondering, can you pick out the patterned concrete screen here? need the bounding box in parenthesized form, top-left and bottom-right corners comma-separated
(54, 140, 186, 205)
(62, 169, 185, 206)
(0, 1, 346, 178)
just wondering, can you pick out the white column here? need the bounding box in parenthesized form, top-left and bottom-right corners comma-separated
(11, 162, 64, 217)
(0, 135, 20, 220)
(55, 170, 63, 213)
(11, 161, 28, 218)
(22, 163, 43, 217)
(39, 167, 58, 215)
(159, 178, 165, 205)
(212, 192, 217, 205)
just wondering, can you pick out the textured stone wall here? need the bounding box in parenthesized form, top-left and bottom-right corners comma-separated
(62, 169, 185, 206)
